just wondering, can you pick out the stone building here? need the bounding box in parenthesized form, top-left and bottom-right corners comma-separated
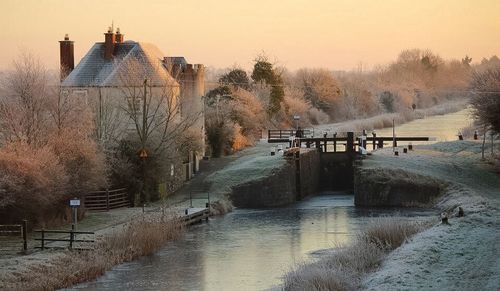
(59, 27, 205, 187)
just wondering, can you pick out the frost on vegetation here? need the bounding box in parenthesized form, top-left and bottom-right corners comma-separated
(0, 212, 184, 291)
(284, 218, 426, 291)
(359, 141, 500, 290)
(420, 141, 484, 155)
(206, 153, 286, 195)
(362, 215, 500, 291)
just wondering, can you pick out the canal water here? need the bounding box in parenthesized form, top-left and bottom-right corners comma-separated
(375, 108, 473, 143)
(71, 109, 472, 291)
(72, 194, 434, 291)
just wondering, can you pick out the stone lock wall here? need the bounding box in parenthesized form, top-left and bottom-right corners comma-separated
(354, 167, 444, 207)
(230, 149, 321, 208)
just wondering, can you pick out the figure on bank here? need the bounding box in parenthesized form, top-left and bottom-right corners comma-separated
(296, 127, 304, 138)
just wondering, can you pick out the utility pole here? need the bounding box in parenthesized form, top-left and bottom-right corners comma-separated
(140, 78, 149, 203)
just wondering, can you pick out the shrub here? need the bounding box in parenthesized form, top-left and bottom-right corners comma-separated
(48, 130, 107, 197)
(206, 119, 235, 157)
(358, 218, 424, 250)
(0, 143, 68, 225)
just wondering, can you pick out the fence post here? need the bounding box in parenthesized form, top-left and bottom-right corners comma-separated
(70, 224, 75, 249)
(106, 188, 110, 211)
(41, 229, 45, 250)
(323, 133, 327, 152)
(333, 133, 337, 152)
(362, 130, 367, 149)
(22, 220, 28, 251)
(347, 132, 354, 154)
(372, 132, 377, 150)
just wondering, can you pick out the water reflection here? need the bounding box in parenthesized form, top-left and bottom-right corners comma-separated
(72, 194, 433, 291)
(375, 109, 473, 144)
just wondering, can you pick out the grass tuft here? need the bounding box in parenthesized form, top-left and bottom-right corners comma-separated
(1, 212, 184, 291)
(284, 218, 428, 291)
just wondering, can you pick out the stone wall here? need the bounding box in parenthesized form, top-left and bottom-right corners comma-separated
(230, 149, 321, 208)
(354, 167, 444, 207)
(298, 149, 321, 199)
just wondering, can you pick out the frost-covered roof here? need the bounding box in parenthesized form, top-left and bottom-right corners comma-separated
(61, 42, 178, 87)
(164, 57, 187, 65)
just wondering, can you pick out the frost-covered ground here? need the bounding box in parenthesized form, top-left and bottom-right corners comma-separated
(361, 141, 499, 290)
(205, 141, 286, 197)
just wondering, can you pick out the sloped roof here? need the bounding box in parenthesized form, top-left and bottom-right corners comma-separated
(61, 41, 178, 87)
(164, 56, 187, 66)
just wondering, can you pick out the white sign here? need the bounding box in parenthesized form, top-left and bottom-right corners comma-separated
(70, 199, 81, 207)
(293, 115, 300, 120)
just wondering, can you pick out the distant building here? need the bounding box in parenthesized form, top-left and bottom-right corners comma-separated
(59, 27, 205, 183)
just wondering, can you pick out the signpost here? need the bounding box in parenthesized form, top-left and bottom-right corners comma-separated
(70, 198, 80, 228)
(293, 115, 300, 130)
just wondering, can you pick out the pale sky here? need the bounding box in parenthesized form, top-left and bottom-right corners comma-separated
(0, 0, 499, 71)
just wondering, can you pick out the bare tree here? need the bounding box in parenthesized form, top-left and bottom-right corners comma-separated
(94, 86, 130, 151)
(117, 57, 200, 157)
(115, 56, 202, 202)
(470, 68, 500, 133)
(0, 53, 106, 224)
(470, 67, 500, 160)
(0, 52, 51, 147)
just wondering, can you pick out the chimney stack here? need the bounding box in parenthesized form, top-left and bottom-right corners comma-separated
(59, 34, 74, 81)
(115, 27, 124, 43)
(104, 26, 115, 60)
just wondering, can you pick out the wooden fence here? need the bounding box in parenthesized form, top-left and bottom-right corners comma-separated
(268, 129, 314, 141)
(84, 188, 130, 211)
(34, 225, 94, 250)
(0, 220, 28, 253)
(269, 130, 431, 153)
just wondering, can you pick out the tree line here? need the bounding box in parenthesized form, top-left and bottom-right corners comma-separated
(204, 50, 500, 156)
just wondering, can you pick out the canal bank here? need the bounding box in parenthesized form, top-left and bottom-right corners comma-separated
(361, 141, 500, 290)
(3, 105, 480, 290)
(286, 140, 500, 290)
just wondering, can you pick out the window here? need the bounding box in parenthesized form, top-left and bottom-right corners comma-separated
(72, 89, 88, 104)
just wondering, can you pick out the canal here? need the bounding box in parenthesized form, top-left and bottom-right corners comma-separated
(71, 108, 473, 291)
(71, 194, 434, 291)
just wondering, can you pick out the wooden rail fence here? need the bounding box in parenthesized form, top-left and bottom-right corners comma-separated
(268, 129, 314, 140)
(268, 130, 431, 153)
(0, 220, 28, 252)
(34, 225, 94, 250)
(84, 188, 130, 211)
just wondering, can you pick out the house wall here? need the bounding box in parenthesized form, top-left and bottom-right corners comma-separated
(62, 85, 194, 190)
(168, 63, 206, 162)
